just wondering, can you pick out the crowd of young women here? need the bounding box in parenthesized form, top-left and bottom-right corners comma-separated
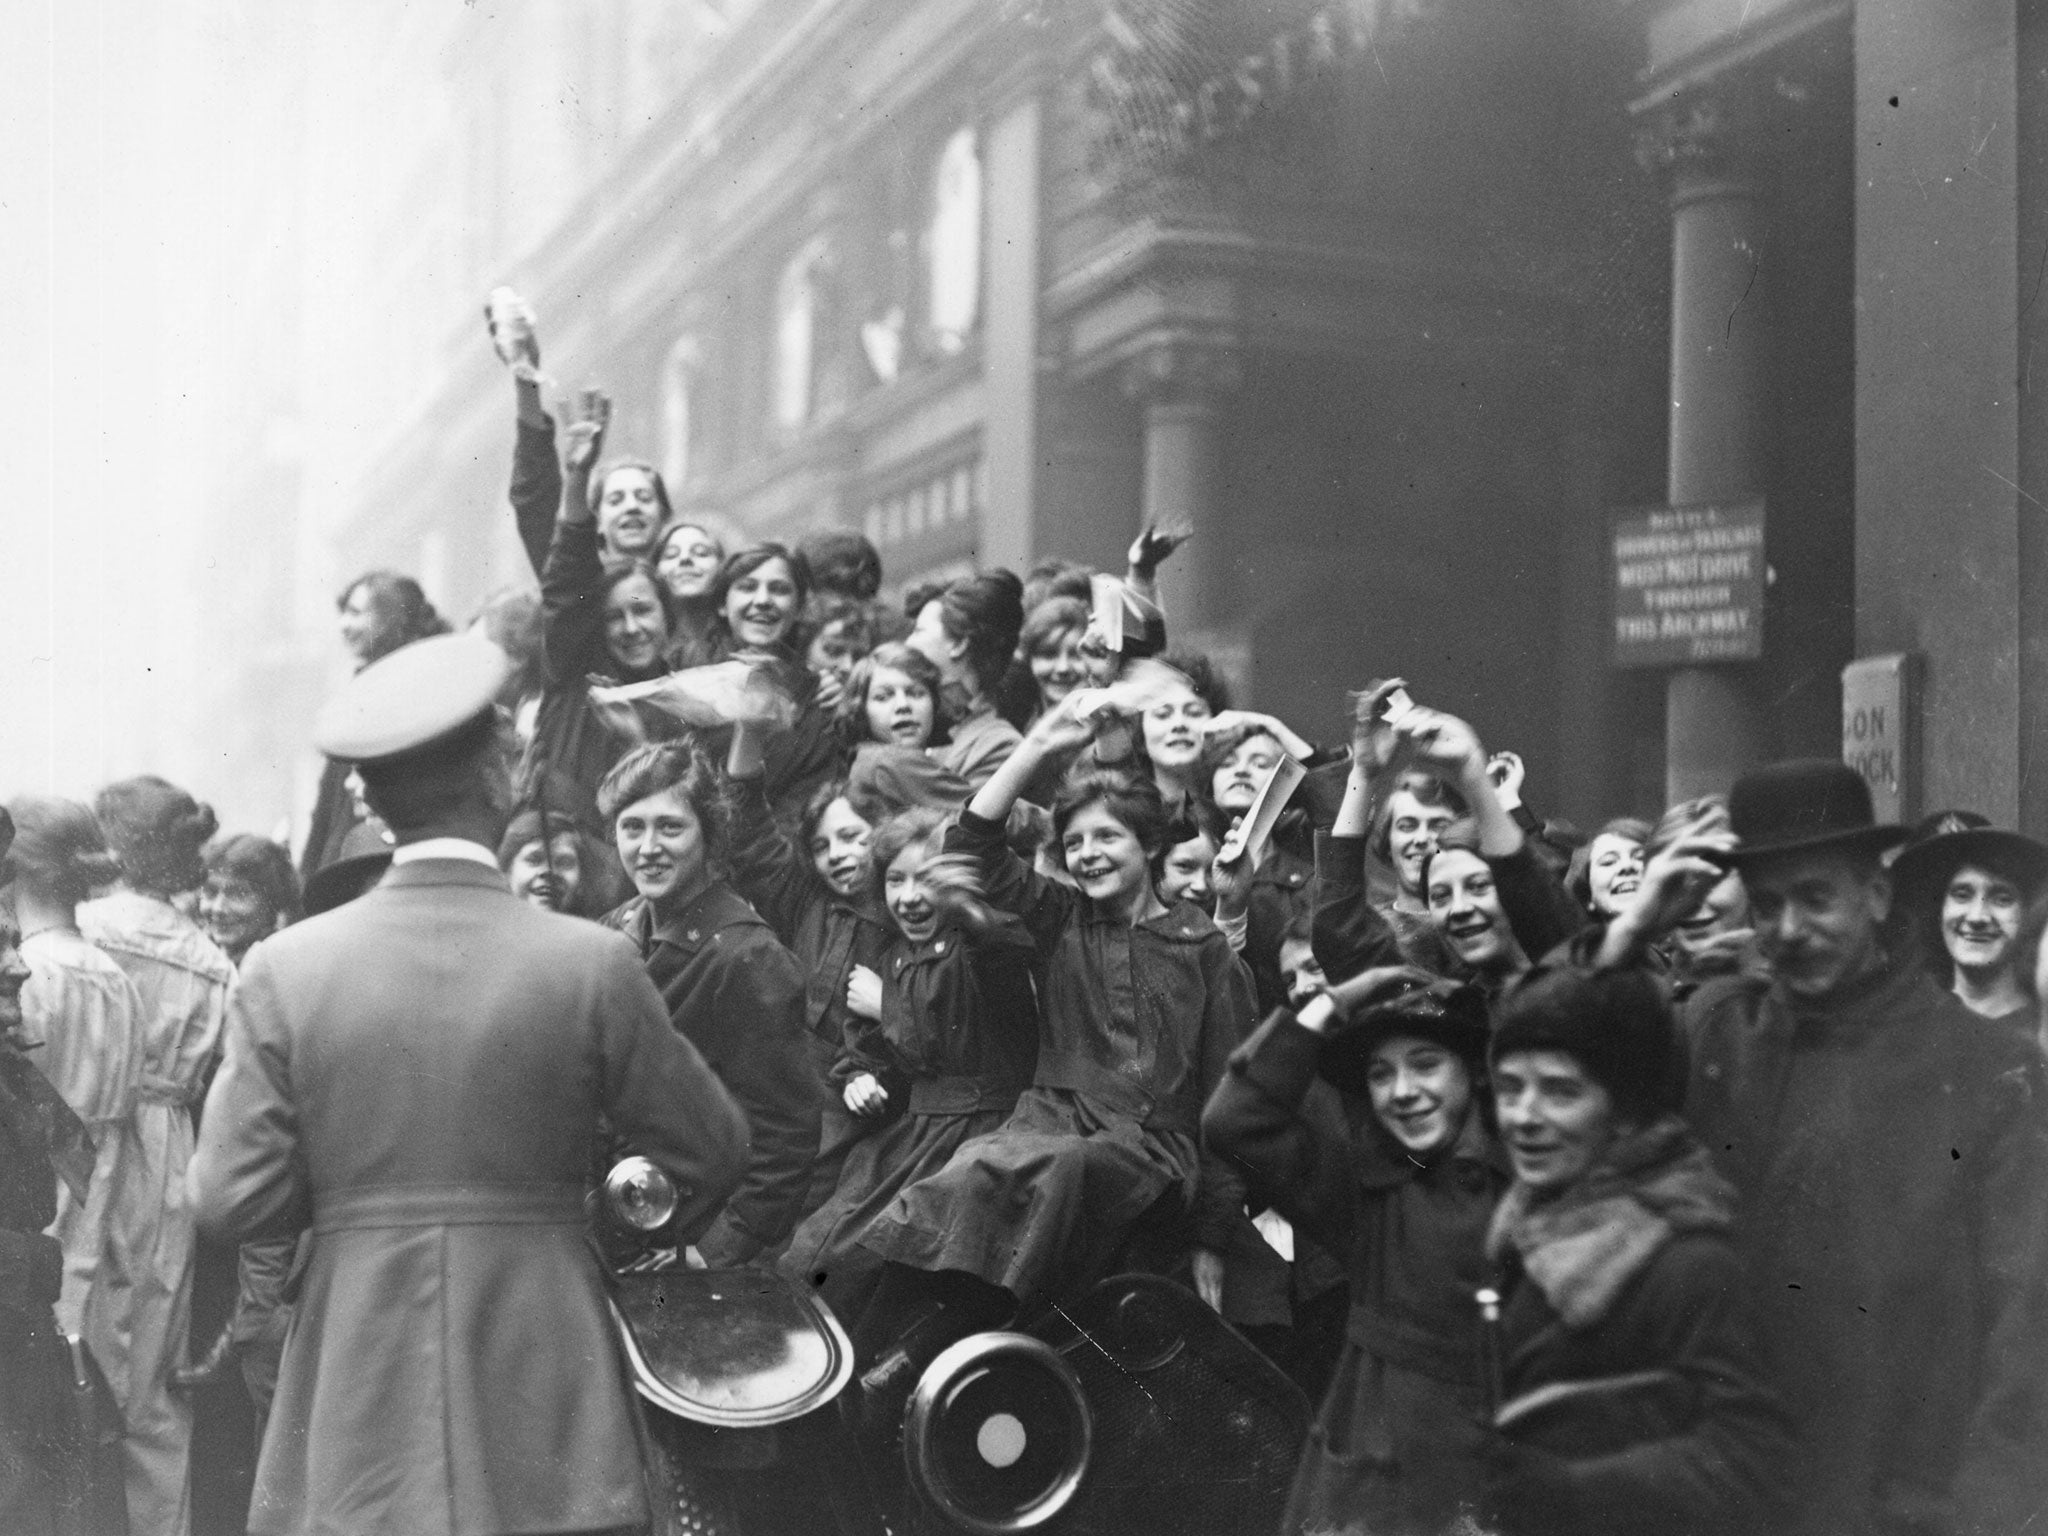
(15, 298, 2048, 1536)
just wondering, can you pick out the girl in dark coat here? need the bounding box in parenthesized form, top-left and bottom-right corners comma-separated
(856, 691, 1258, 1369)
(1482, 964, 1793, 1536)
(529, 395, 682, 830)
(598, 739, 821, 1268)
(781, 807, 1038, 1316)
(695, 544, 847, 829)
(1204, 967, 1509, 1536)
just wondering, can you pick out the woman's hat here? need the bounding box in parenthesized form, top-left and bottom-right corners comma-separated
(1491, 965, 1682, 1120)
(1887, 810, 2048, 908)
(1319, 978, 1490, 1093)
(303, 818, 396, 917)
(1724, 758, 1908, 867)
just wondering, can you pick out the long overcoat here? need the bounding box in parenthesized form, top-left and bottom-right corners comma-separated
(1682, 962, 2048, 1536)
(1204, 1006, 1508, 1536)
(861, 808, 1256, 1303)
(189, 858, 748, 1536)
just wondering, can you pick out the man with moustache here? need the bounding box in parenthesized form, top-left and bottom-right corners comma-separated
(1603, 759, 2048, 1536)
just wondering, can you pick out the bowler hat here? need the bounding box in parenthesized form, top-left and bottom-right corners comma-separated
(1319, 978, 1490, 1094)
(1724, 758, 1907, 867)
(1887, 810, 2048, 909)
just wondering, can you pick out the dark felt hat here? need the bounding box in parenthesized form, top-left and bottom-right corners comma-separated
(1888, 810, 2048, 907)
(1724, 758, 1907, 867)
(1319, 978, 1490, 1094)
(302, 817, 395, 917)
(1491, 964, 1682, 1120)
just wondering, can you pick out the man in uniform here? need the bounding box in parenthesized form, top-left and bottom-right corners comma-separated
(191, 635, 748, 1536)
(1605, 759, 2048, 1536)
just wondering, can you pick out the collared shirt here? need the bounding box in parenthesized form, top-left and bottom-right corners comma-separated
(391, 838, 500, 870)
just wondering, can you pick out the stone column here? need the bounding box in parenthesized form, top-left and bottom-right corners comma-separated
(1121, 339, 1242, 641)
(1638, 84, 1771, 803)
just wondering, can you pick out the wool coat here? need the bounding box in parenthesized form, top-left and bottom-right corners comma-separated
(190, 858, 748, 1536)
(607, 881, 822, 1266)
(860, 808, 1256, 1303)
(1204, 1006, 1509, 1536)
(1682, 961, 2048, 1536)
(1485, 1121, 1794, 1536)
(782, 912, 1038, 1305)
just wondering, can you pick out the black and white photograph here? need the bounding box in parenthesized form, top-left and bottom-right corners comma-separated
(4, 1, 2046, 1533)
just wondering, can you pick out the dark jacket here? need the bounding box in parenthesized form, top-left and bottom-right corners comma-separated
(1682, 961, 2048, 1536)
(608, 882, 822, 1266)
(949, 807, 1256, 1250)
(1243, 838, 1314, 1016)
(1484, 1119, 1794, 1536)
(509, 413, 561, 579)
(781, 915, 1039, 1300)
(528, 519, 668, 832)
(724, 775, 893, 1060)
(849, 917, 1040, 1107)
(0, 1036, 72, 1536)
(1204, 1006, 1509, 1536)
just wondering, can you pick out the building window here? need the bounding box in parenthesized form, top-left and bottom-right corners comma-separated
(773, 239, 826, 432)
(925, 127, 981, 354)
(659, 333, 698, 491)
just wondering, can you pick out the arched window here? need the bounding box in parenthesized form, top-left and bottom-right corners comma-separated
(925, 127, 981, 353)
(773, 240, 825, 432)
(659, 333, 698, 490)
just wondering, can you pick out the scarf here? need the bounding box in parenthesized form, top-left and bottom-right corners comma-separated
(1485, 1115, 1734, 1330)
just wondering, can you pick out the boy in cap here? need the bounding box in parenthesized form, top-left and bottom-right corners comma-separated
(1597, 758, 2048, 1536)
(190, 635, 747, 1536)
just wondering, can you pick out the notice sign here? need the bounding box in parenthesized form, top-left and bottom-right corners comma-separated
(1610, 501, 1766, 667)
(1842, 653, 1921, 824)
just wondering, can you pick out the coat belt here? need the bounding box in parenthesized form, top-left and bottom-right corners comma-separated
(906, 1074, 1016, 1116)
(313, 1183, 587, 1233)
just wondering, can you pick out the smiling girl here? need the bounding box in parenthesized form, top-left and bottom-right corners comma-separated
(653, 518, 726, 664)
(1203, 968, 1508, 1536)
(781, 810, 1039, 1317)
(851, 690, 1258, 1403)
(697, 543, 848, 826)
(724, 717, 893, 1192)
(599, 740, 819, 1266)
(1567, 818, 1652, 920)
(525, 392, 687, 828)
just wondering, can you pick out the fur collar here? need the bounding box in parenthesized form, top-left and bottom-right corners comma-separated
(1485, 1116, 1733, 1329)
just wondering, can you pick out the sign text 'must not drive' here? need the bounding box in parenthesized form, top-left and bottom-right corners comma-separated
(1610, 501, 1766, 668)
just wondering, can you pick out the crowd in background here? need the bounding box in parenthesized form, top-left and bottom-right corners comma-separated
(4, 294, 2046, 1536)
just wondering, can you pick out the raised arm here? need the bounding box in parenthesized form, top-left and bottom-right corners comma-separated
(537, 395, 610, 685)
(947, 693, 1099, 944)
(491, 289, 561, 577)
(722, 722, 821, 942)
